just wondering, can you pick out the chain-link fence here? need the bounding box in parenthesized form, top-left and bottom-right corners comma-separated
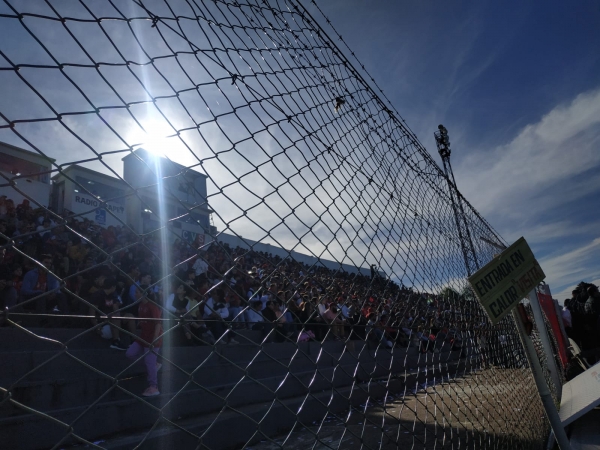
(0, 0, 563, 449)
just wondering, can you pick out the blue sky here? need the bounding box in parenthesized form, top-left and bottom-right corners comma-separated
(305, 0, 600, 300)
(0, 0, 598, 300)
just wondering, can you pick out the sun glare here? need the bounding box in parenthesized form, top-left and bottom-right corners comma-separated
(128, 118, 176, 157)
(140, 131, 174, 157)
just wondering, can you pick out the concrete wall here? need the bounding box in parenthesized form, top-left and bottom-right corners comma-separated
(54, 168, 128, 227)
(0, 170, 52, 207)
(213, 232, 372, 276)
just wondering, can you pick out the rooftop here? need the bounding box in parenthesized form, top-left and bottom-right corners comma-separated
(51, 164, 126, 185)
(122, 148, 207, 179)
(0, 141, 57, 164)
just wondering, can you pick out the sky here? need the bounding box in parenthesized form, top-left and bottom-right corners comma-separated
(0, 0, 599, 300)
(304, 0, 600, 301)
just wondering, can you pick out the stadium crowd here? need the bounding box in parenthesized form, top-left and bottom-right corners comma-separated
(0, 194, 472, 353)
(0, 193, 558, 394)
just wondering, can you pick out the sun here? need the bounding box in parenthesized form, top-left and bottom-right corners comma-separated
(127, 117, 177, 157)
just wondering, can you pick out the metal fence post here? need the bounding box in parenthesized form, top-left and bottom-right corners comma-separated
(528, 289, 562, 394)
(512, 306, 571, 450)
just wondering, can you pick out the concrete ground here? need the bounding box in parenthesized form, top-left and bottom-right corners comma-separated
(250, 366, 549, 450)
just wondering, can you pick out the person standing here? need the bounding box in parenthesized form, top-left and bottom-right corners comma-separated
(126, 286, 163, 397)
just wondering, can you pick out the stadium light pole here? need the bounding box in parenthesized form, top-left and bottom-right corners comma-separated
(434, 125, 479, 276)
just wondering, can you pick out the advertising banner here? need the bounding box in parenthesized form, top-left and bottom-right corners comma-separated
(72, 192, 125, 227)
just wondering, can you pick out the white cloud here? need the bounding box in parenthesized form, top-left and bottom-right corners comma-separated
(540, 237, 600, 288)
(453, 88, 600, 300)
(514, 220, 600, 246)
(456, 87, 600, 218)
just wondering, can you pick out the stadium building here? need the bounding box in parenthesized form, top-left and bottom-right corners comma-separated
(52, 165, 128, 228)
(0, 142, 371, 275)
(122, 148, 214, 243)
(0, 141, 54, 208)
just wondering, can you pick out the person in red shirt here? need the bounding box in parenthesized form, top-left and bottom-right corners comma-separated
(125, 285, 163, 397)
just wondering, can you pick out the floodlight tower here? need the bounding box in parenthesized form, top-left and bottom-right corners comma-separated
(434, 125, 479, 276)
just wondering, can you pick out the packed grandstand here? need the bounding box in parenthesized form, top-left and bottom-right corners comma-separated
(1, 192, 479, 351)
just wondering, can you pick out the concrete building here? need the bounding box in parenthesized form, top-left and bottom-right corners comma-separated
(0, 141, 54, 208)
(52, 165, 128, 228)
(0, 142, 370, 274)
(49, 148, 214, 241)
(122, 148, 213, 243)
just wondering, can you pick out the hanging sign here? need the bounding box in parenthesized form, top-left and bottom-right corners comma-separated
(468, 237, 545, 325)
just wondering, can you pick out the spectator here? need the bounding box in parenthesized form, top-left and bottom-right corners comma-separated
(166, 283, 195, 344)
(185, 288, 214, 344)
(0, 251, 18, 310)
(322, 302, 345, 340)
(246, 300, 264, 331)
(36, 218, 52, 238)
(89, 277, 135, 350)
(21, 254, 67, 326)
(262, 299, 291, 343)
(203, 289, 238, 345)
(226, 284, 246, 329)
(125, 286, 163, 397)
(67, 236, 88, 270)
(192, 256, 209, 277)
(129, 272, 152, 303)
(366, 312, 393, 349)
(16, 199, 32, 220)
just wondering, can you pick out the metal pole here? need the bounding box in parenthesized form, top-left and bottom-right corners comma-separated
(528, 289, 562, 394)
(512, 306, 571, 450)
(442, 158, 474, 276)
(434, 125, 479, 276)
(547, 300, 569, 450)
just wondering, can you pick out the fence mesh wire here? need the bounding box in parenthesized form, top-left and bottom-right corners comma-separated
(0, 0, 563, 449)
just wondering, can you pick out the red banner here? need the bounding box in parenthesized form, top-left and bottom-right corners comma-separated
(538, 293, 569, 367)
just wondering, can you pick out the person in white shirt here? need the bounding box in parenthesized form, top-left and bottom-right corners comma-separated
(203, 294, 229, 320)
(259, 291, 270, 311)
(203, 289, 238, 345)
(36, 219, 52, 237)
(192, 257, 209, 276)
(317, 296, 327, 317)
(338, 301, 350, 320)
(166, 283, 195, 343)
(166, 284, 188, 314)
